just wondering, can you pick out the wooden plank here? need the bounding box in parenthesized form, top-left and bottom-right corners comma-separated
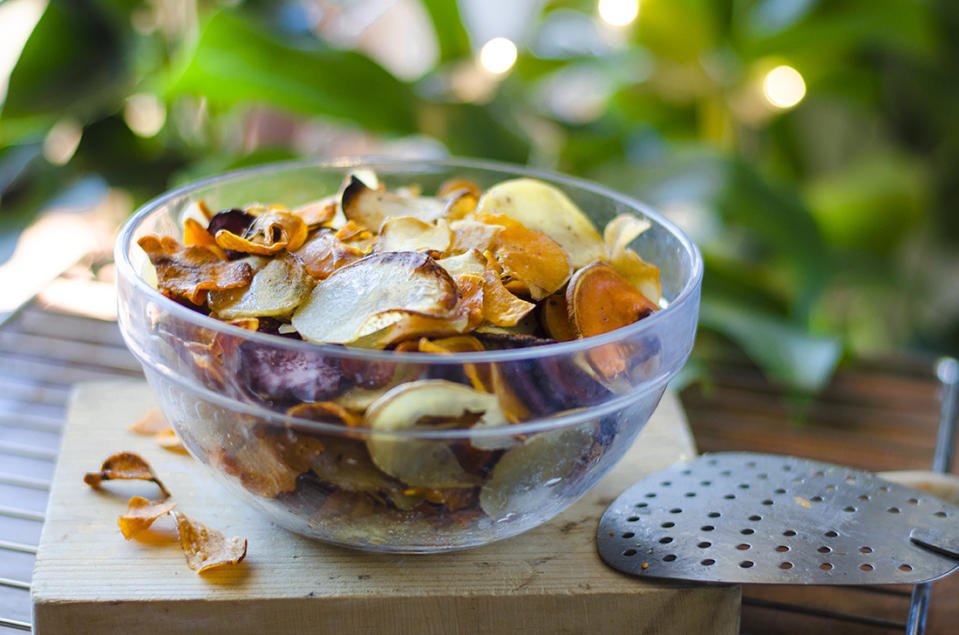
(32, 381, 740, 635)
(0, 332, 141, 374)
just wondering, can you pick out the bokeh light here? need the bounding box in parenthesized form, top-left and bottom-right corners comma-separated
(43, 118, 82, 166)
(598, 0, 639, 27)
(479, 37, 518, 74)
(762, 65, 806, 109)
(123, 93, 167, 137)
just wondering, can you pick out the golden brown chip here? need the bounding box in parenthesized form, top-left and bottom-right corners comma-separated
(567, 260, 658, 339)
(84, 452, 171, 498)
(287, 401, 364, 427)
(118, 496, 177, 539)
(447, 218, 502, 256)
(155, 428, 189, 454)
(208, 253, 314, 320)
(540, 292, 576, 342)
(214, 208, 308, 255)
(473, 213, 571, 300)
(138, 235, 253, 305)
(182, 218, 226, 260)
(418, 335, 489, 392)
(375, 217, 452, 255)
(128, 407, 169, 435)
(293, 195, 338, 226)
(334, 220, 373, 242)
(603, 214, 662, 303)
(481, 268, 536, 327)
(354, 309, 471, 349)
(173, 511, 247, 573)
(226, 317, 260, 331)
(213, 430, 324, 498)
(293, 229, 365, 280)
(438, 178, 482, 200)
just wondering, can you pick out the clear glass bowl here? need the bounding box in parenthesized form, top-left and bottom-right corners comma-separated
(114, 158, 702, 552)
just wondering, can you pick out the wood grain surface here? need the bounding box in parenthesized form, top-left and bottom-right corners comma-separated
(31, 381, 740, 635)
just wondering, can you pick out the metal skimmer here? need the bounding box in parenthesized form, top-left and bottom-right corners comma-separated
(597, 452, 959, 585)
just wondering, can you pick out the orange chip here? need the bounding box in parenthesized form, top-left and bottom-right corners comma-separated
(84, 451, 171, 498)
(128, 407, 169, 435)
(540, 291, 576, 342)
(334, 220, 372, 242)
(138, 235, 253, 305)
(118, 495, 177, 539)
(293, 195, 337, 226)
(287, 401, 364, 427)
(418, 335, 489, 392)
(182, 217, 226, 260)
(452, 273, 485, 330)
(173, 511, 247, 573)
(226, 317, 260, 331)
(481, 268, 536, 327)
(155, 428, 189, 454)
(214, 208, 308, 255)
(473, 213, 571, 300)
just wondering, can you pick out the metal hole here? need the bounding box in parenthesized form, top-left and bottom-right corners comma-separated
(669, 508, 682, 514)
(888, 507, 901, 514)
(761, 499, 774, 506)
(820, 562, 833, 571)
(748, 515, 762, 521)
(746, 461, 757, 468)
(736, 543, 751, 551)
(663, 554, 677, 562)
(700, 480, 712, 486)
(708, 512, 721, 518)
(860, 546, 873, 554)
(758, 473, 769, 479)
(780, 562, 793, 570)
(825, 485, 836, 492)
(701, 525, 715, 532)
(783, 530, 797, 537)
(645, 493, 657, 498)
(775, 545, 789, 553)
(738, 483, 750, 489)
(935, 511, 948, 518)
(622, 532, 635, 539)
(774, 488, 786, 494)
(900, 564, 913, 572)
(824, 530, 839, 538)
(818, 546, 831, 554)
(740, 561, 754, 568)
(811, 496, 823, 502)
(860, 564, 874, 572)
(741, 528, 755, 535)
(724, 494, 736, 500)
(720, 470, 731, 476)
(627, 516, 639, 522)
(858, 494, 869, 501)
(908, 498, 920, 505)
(697, 541, 712, 549)
(661, 521, 675, 528)
(879, 486, 889, 493)
(813, 471, 825, 477)
(660, 481, 672, 487)
(701, 559, 715, 566)
(623, 549, 637, 556)
(636, 502, 649, 508)
(684, 492, 696, 498)
(659, 537, 673, 544)
(844, 506, 856, 512)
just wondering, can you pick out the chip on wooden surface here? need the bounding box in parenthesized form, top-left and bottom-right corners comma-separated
(173, 511, 248, 573)
(84, 452, 171, 498)
(128, 407, 169, 435)
(155, 428, 188, 454)
(118, 496, 177, 539)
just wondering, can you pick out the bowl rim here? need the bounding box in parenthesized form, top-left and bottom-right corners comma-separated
(115, 156, 703, 365)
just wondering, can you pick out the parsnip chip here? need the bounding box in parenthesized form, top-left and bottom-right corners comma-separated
(173, 511, 247, 573)
(603, 213, 661, 303)
(128, 407, 169, 435)
(473, 213, 571, 301)
(138, 236, 253, 305)
(352, 309, 471, 348)
(84, 452, 171, 498)
(475, 178, 606, 269)
(447, 218, 502, 255)
(118, 496, 177, 539)
(293, 229, 365, 280)
(293, 194, 338, 226)
(214, 208, 308, 255)
(375, 217, 452, 254)
(155, 428, 189, 454)
(291, 251, 458, 344)
(341, 175, 446, 231)
(209, 253, 314, 319)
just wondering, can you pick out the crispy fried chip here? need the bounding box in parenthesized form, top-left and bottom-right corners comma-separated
(208, 253, 314, 320)
(128, 407, 169, 435)
(540, 292, 576, 342)
(138, 235, 253, 305)
(473, 213, 571, 300)
(293, 229, 365, 280)
(118, 496, 177, 539)
(214, 208, 308, 255)
(84, 452, 171, 498)
(213, 430, 324, 498)
(183, 217, 226, 260)
(447, 218, 502, 255)
(287, 401, 364, 427)
(155, 428, 189, 454)
(375, 217, 452, 255)
(603, 213, 662, 303)
(341, 175, 446, 231)
(482, 268, 536, 326)
(293, 195, 338, 226)
(173, 511, 247, 573)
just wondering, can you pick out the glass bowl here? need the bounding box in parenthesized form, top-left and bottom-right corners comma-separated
(114, 158, 702, 552)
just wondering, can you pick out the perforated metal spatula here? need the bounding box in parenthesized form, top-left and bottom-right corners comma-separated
(597, 452, 959, 585)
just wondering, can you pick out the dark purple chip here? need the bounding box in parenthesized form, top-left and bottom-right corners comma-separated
(208, 209, 255, 259)
(237, 343, 350, 406)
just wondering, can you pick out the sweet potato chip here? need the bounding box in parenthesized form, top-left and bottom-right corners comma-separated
(287, 401, 364, 427)
(183, 217, 226, 260)
(155, 428, 188, 454)
(438, 180, 481, 221)
(138, 235, 253, 305)
(214, 208, 308, 255)
(334, 220, 373, 242)
(84, 452, 171, 498)
(118, 496, 177, 539)
(473, 213, 571, 300)
(567, 260, 658, 339)
(293, 195, 338, 226)
(481, 267, 536, 326)
(540, 292, 576, 342)
(419, 335, 489, 392)
(213, 429, 324, 498)
(128, 407, 169, 435)
(173, 511, 247, 573)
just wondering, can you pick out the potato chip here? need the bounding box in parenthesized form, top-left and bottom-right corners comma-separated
(293, 194, 338, 226)
(473, 213, 571, 301)
(341, 175, 446, 231)
(214, 208, 308, 255)
(128, 407, 169, 435)
(352, 309, 471, 349)
(375, 217, 452, 255)
(138, 236, 253, 305)
(84, 451, 171, 498)
(118, 496, 177, 539)
(447, 218, 502, 256)
(173, 511, 247, 573)
(208, 253, 314, 319)
(603, 213, 662, 303)
(293, 229, 365, 280)
(155, 428, 189, 454)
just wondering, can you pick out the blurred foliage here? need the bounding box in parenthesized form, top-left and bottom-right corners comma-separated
(2, 0, 958, 396)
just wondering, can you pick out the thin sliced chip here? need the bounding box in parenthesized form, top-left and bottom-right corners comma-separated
(475, 177, 606, 269)
(291, 251, 458, 345)
(293, 229, 365, 280)
(155, 428, 188, 454)
(375, 217, 452, 254)
(473, 213, 571, 301)
(334, 220, 373, 242)
(173, 511, 247, 573)
(138, 236, 253, 305)
(128, 407, 169, 435)
(118, 496, 177, 539)
(208, 253, 314, 320)
(84, 452, 171, 498)
(567, 260, 658, 339)
(352, 308, 471, 349)
(293, 195, 338, 226)
(419, 335, 489, 392)
(540, 291, 576, 342)
(213, 430, 324, 498)
(447, 218, 502, 256)
(287, 401, 364, 427)
(452, 273, 485, 330)
(226, 317, 260, 331)
(603, 213, 661, 303)
(341, 175, 446, 231)
(482, 267, 536, 326)
(438, 178, 482, 200)
(214, 208, 308, 255)
(183, 218, 226, 260)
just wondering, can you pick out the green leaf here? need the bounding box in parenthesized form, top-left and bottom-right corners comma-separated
(168, 10, 420, 134)
(700, 296, 842, 393)
(1, 2, 128, 119)
(421, 0, 471, 63)
(419, 102, 529, 163)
